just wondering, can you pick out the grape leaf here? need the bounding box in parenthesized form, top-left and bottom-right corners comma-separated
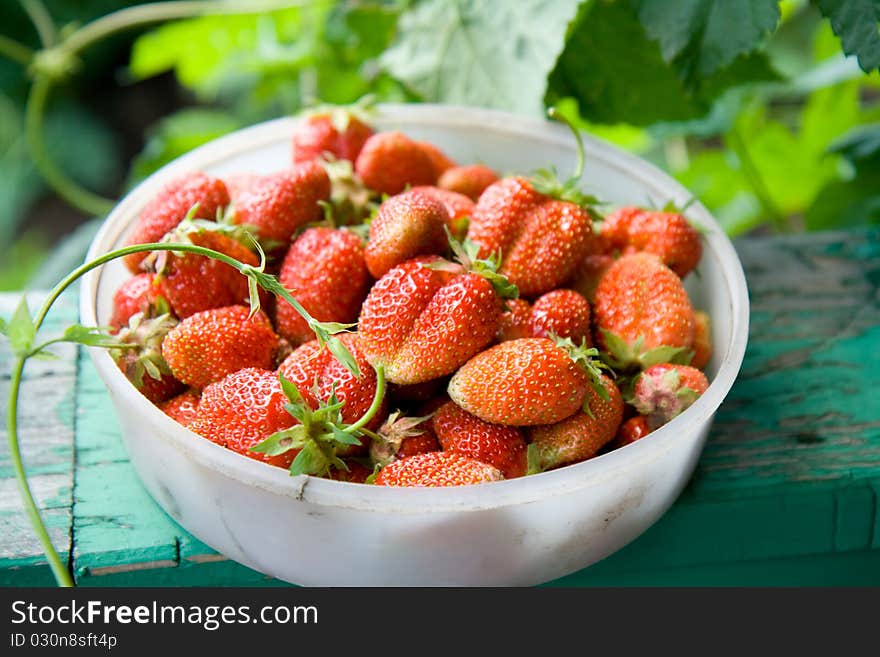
(380, 0, 582, 116)
(817, 0, 880, 72)
(633, 0, 781, 86)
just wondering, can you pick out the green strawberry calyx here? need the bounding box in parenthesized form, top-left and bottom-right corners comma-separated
(599, 329, 694, 373)
(552, 334, 611, 405)
(423, 226, 519, 300)
(110, 312, 178, 386)
(300, 93, 376, 134)
(529, 106, 603, 220)
(251, 365, 386, 478)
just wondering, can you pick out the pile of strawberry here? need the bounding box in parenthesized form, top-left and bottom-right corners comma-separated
(106, 102, 713, 487)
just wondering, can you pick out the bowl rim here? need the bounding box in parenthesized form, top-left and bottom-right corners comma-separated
(79, 102, 749, 513)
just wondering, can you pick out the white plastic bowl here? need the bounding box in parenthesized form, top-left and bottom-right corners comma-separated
(80, 104, 749, 586)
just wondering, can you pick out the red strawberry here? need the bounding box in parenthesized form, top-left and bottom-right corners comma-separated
(109, 273, 163, 330)
(123, 172, 230, 273)
(151, 228, 260, 319)
(528, 289, 592, 345)
(448, 336, 607, 426)
(189, 368, 297, 469)
(369, 410, 439, 467)
(291, 112, 374, 164)
(162, 305, 279, 390)
(417, 140, 457, 178)
(602, 207, 702, 277)
(274, 227, 370, 345)
(691, 310, 712, 370)
(158, 390, 201, 427)
(374, 451, 503, 487)
(632, 363, 709, 429)
(496, 298, 533, 342)
(598, 206, 643, 248)
(359, 248, 513, 385)
(593, 252, 695, 370)
(355, 131, 436, 195)
(112, 313, 183, 404)
(468, 178, 593, 297)
(526, 374, 623, 472)
(611, 415, 651, 448)
(409, 186, 475, 239)
(230, 162, 330, 244)
(438, 164, 499, 201)
(466, 111, 600, 298)
(433, 401, 527, 478)
(364, 189, 448, 279)
(277, 333, 386, 454)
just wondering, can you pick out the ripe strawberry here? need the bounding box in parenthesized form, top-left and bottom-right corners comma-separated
(611, 415, 651, 448)
(468, 178, 593, 297)
(432, 401, 527, 478)
(123, 172, 230, 273)
(230, 162, 331, 244)
(159, 390, 201, 427)
(374, 451, 503, 487)
(601, 207, 702, 277)
(359, 244, 515, 385)
(277, 333, 386, 455)
(369, 410, 439, 468)
(409, 186, 475, 240)
(528, 289, 592, 345)
(448, 336, 608, 426)
(438, 164, 499, 201)
(632, 363, 709, 429)
(593, 252, 695, 370)
(496, 298, 533, 342)
(151, 227, 260, 319)
(162, 305, 279, 390)
(496, 290, 591, 344)
(291, 111, 374, 164)
(598, 206, 642, 248)
(466, 110, 600, 298)
(364, 189, 448, 279)
(189, 368, 297, 469)
(112, 313, 182, 404)
(417, 140, 457, 178)
(274, 227, 370, 345)
(691, 310, 712, 370)
(109, 273, 163, 330)
(526, 374, 623, 472)
(355, 131, 436, 195)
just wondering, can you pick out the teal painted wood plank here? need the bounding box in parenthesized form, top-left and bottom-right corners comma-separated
(0, 291, 76, 582)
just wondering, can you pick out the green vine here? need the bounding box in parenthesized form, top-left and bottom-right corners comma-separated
(4, 239, 367, 587)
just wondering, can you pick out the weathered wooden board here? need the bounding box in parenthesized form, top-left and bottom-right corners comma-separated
(0, 291, 77, 585)
(2, 228, 879, 586)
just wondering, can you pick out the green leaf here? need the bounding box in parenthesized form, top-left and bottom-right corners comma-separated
(634, 0, 781, 86)
(828, 123, 880, 163)
(57, 324, 120, 349)
(329, 426, 363, 447)
(5, 296, 34, 357)
(289, 440, 329, 477)
(324, 334, 362, 379)
(817, 0, 880, 72)
(251, 426, 308, 456)
(380, 0, 582, 116)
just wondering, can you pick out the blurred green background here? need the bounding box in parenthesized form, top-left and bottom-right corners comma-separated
(1, 0, 878, 291)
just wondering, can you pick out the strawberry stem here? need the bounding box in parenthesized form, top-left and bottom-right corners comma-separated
(547, 105, 585, 182)
(344, 364, 385, 434)
(3, 237, 361, 588)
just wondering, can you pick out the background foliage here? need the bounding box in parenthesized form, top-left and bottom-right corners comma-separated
(1, 0, 879, 290)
